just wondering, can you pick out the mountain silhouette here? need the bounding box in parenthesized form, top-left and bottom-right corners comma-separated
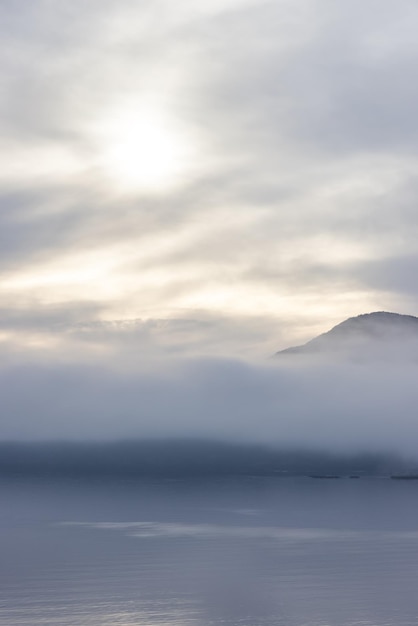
(276, 311, 418, 359)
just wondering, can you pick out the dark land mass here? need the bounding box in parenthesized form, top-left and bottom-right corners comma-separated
(0, 440, 412, 479)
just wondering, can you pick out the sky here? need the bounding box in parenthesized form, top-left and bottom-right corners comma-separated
(2, 0, 418, 359)
(1, 1, 418, 449)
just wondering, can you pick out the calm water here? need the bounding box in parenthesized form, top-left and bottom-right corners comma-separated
(1, 475, 418, 625)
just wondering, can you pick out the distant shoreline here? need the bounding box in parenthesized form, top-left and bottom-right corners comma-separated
(0, 440, 413, 479)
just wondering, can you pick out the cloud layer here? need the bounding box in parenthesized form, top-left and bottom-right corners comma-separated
(1, 1, 418, 357)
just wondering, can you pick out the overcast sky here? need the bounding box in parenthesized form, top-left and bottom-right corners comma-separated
(2, 1, 418, 449)
(2, 0, 418, 359)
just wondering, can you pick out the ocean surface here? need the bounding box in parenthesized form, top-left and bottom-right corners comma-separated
(1, 475, 418, 625)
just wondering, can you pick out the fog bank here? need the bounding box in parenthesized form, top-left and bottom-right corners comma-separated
(0, 353, 417, 458)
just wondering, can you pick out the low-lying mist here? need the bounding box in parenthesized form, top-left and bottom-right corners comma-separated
(0, 347, 417, 469)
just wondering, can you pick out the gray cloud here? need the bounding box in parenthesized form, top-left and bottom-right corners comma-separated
(353, 255, 418, 298)
(0, 189, 93, 271)
(0, 302, 102, 332)
(65, 312, 289, 358)
(189, 0, 418, 159)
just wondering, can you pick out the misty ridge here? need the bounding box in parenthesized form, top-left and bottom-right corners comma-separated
(276, 311, 418, 360)
(1, 311, 418, 476)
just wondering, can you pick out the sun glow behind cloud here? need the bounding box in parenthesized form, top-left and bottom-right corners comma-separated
(91, 104, 197, 193)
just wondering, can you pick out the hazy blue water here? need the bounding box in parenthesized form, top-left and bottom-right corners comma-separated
(2, 476, 418, 625)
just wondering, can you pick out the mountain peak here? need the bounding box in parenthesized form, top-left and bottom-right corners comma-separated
(276, 311, 418, 358)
